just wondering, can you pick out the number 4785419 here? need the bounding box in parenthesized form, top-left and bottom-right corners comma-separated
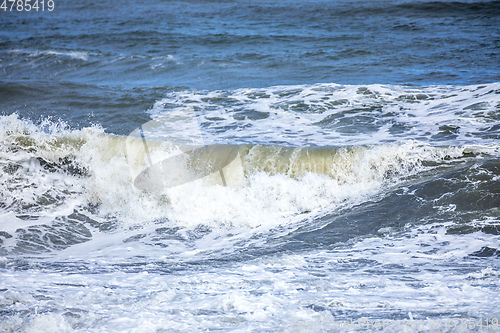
(1, 0, 55, 11)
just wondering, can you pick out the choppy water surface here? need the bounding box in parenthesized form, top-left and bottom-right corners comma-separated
(1, 0, 499, 332)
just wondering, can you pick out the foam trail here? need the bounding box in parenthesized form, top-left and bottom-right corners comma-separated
(148, 83, 500, 146)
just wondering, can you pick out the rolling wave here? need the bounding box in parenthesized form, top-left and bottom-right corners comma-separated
(0, 112, 498, 256)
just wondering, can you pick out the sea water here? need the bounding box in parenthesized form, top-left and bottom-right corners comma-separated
(1, 0, 499, 332)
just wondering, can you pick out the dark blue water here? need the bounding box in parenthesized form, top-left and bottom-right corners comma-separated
(1, 0, 499, 133)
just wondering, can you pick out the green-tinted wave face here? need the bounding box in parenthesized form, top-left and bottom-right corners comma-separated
(2, 114, 498, 236)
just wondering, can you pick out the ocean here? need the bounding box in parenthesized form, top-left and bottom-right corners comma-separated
(1, 0, 499, 331)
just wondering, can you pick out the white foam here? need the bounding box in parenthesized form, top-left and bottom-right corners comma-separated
(1, 114, 498, 233)
(148, 82, 500, 146)
(81, 138, 466, 229)
(2, 222, 499, 332)
(2, 82, 500, 332)
(9, 49, 89, 61)
(150, 54, 180, 70)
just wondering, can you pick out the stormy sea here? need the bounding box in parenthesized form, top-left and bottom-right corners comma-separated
(1, 0, 499, 331)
